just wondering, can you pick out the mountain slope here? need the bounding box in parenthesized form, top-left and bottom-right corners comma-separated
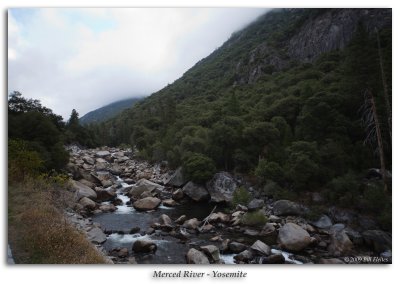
(93, 8, 391, 223)
(80, 97, 143, 125)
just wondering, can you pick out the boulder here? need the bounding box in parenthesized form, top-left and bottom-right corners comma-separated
(186, 248, 210, 264)
(229, 242, 247, 253)
(159, 214, 173, 228)
(72, 180, 97, 201)
(175, 215, 187, 225)
(172, 189, 184, 200)
(96, 150, 111, 158)
(82, 156, 95, 165)
(260, 223, 278, 245)
(311, 215, 333, 229)
(99, 204, 116, 212)
(166, 167, 188, 187)
(95, 188, 116, 202)
(362, 230, 392, 253)
(87, 227, 106, 244)
(251, 240, 271, 256)
(140, 191, 153, 199)
(109, 164, 122, 175)
(209, 212, 230, 223)
(328, 224, 353, 256)
(129, 179, 164, 198)
(183, 182, 210, 202)
(200, 245, 220, 262)
(273, 200, 305, 216)
(78, 179, 95, 189)
(182, 218, 201, 230)
(318, 258, 345, 264)
(162, 199, 177, 207)
(79, 197, 97, 210)
(278, 223, 311, 252)
(206, 172, 237, 203)
(247, 199, 265, 211)
(234, 250, 254, 262)
(132, 239, 157, 253)
(133, 197, 161, 211)
(118, 247, 129, 258)
(95, 162, 108, 171)
(261, 254, 285, 264)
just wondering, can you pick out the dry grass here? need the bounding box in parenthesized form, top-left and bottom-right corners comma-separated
(8, 177, 107, 264)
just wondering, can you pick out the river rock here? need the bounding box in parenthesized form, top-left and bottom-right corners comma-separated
(186, 248, 210, 264)
(99, 203, 116, 212)
(182, 218, 201, 230)
(247, 199, 265, 211)
(183, 182, 210, 202)
(206, 172, 237, 203)
(159, 214, 173, 228)
(251, 240, 271, 256)
(129, 179, 164, 198)
(72, 180, 97, 201)
(132, 239, 157, 253)
(278, 223, 311, 251)
(87, 227, 107, 244)
(172, 188, 184, 200)
(261, 254, 285, 264)
(175, 215, 187, 225)
(209, 212, 230, 223)
(118, 247, 129, 258)
(166, 167, 188, 187)
(229, 242, 247, 253)
(78, 179, 95, 189)
(273, 200, 305, 216)
(133, 197, 161, 211)
(96, 150, 111, 158)
(362, 230, 392, 253)
(140, 191, 153, 198)
(328, 224, 353, 256)
(79, 197, 97, 210)
(260, 223, 278, 245)
(109, 164, 122, 175)
(234, 249, 254, 263)
(162, 199, 177, 207)
(311, 214, 333, 229)
(95, 188, 116, 202)
(95, 162, 108, 171)
(200, 245, 220, 262)
(82, 156, 95, 165)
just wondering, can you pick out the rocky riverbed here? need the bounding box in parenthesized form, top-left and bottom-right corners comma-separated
(64, 145, 392, 264)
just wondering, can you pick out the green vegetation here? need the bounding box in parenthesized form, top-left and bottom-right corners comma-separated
(232, 186, 252, 207)
(241, 210, 268, 227)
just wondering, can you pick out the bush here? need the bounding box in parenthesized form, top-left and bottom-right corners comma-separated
(241, 210, 268, 227)
(232, 186, 251, 207)
(8, 139, 43, 180)
(255, 160, 284, 184)
(182, 153, 216, 184)
(325, 172, 360, 207)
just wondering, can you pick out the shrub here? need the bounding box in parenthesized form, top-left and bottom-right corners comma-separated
(232, 186, 251, 207)
(255, 160, 284, 184)
(8, 139, 43, 180)
(182, 153, 216, 184)
(241, 210, 268, 227)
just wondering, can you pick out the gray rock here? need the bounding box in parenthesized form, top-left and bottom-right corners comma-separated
(278, 223, 311, 251)
(129, 179, 164, 198)
(96, 150, 111, 158)
(328, 224, 353, 256)
(167, 167, 188, 187)
(72, 180, 97, 201)
(175, 215, 186, 225)
(244, 229, 259, 236)
(159, 214, 173, 228)
(140, 191, 153, 199)
(183, 182, 210, 202)
(133, 197, 161, 211)
(200, 245, 220, 262)
(260, 223, 278, 245)
(99, 204, 116, 212)
(172, 188, 184, 200)
(262, 254, 285, 264)
(82, 156, 95, 165)
(234, 249, 254, 262)
(208, 212, 230, 223)
(206, 172, 237, 203)
(362, 230, 392, 253)
(186, 248, 210, 264)
(273, 200, 305, 216)
(109, 164, 122, 175)
(311, 215, 333, 229)
(247, 199, 265, 211)
(87, 227, 106, 244)
(132, 239, 157, 253)
(79, 197, 97, 210)
(95, 188, 116, 202)
(95, 162, 108, 171)
(162, 199, 177, 207)
(229, 242, 247, 253)
(182, 218, 201, 230)
(251, 240, 271, 256)
(78, 179, 95, 189)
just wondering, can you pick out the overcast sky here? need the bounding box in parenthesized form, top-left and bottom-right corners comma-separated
(8, 8, 268, 120)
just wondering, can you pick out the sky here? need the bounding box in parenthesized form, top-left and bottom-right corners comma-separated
(8, 8, 268, 120)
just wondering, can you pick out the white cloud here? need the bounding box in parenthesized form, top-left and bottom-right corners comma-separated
(8, 8, 268, 119)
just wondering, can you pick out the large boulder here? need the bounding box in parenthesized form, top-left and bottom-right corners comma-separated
(278, 223, 311, 251)
(206, 172, 237, 203)
(186, 248, 210, 264)
(234, 250, 254, 263)
(166, 167, 188, 187)
(200, 245, 220, 262)
(99, 203, 116, 212)
(95, 188, 116, 202)
(172, 188, 184, 201)
(362, 230, 392, 253)
(95, 150, 111, 158)
(273, 200, 306, 216)
(133, 197, 161, 211)
(132, 239, 157, 253)
(183, 182, 210, 202)
(79, 197, 97, 210)
(247, 199, 265, 211)
(109, 164, 122, 175)
(328, 224, 353, 256)
(82, 156, 95, 165)
(129, 179, 164, 198)
(159, 214, 173, 229)
(87, 227, 106, 244)
(229, 242, 247, 253)
(182, 218, 201, 230)
(72, 180, 97, 200)
(208, 212, 230, 223)
(251, 240, 271, 256)
(311, 214, 333, 229)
